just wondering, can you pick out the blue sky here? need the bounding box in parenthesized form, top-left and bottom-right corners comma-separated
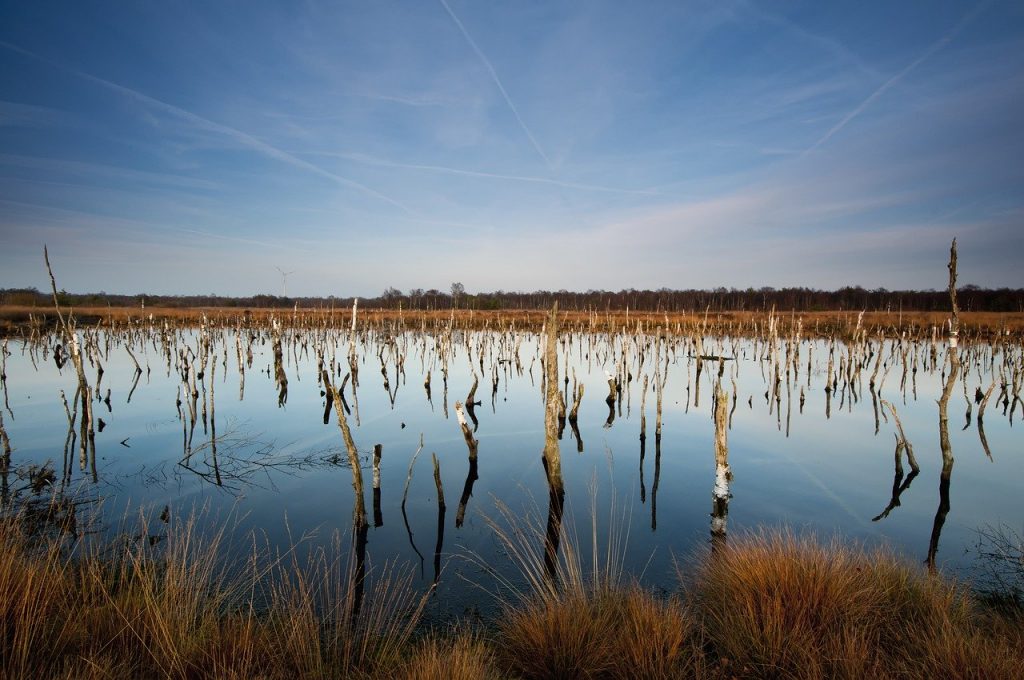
(1, 0, 1022, 296)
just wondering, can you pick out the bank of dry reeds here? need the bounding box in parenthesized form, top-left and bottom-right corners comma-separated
(4, 303, 1024, 341)
(0, 510, 426, 679)
(2, 510, 1021, 679)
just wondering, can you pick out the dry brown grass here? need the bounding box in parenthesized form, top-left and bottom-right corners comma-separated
(397, 632, 501, 680)
(495, 586, 699, 680)
(4, 303, 1024, 338)
(0, 510, 427, 679)
(688, 530, 1024, 679)
(484, 523, 1023, 679)
(1, 509, 263, 678)
(4, 509, 1023, 679)
(478, 494, 702, 679)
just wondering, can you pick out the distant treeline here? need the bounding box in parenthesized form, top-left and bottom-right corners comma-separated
(4, 284, 1023, 313)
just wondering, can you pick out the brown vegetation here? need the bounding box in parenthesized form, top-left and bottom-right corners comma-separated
(496, 586, 699, 679)
(2, 510, 1021, 679)
(0, 511, 426, 679)
(690, 530, 1023, 679)
(4, 303, 1024, 340)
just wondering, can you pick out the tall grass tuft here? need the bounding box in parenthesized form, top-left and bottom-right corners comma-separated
(479, 491, 701, 679)
(259, 532, 430, 677)
(397, 631, 501, 680)
(689, 529, 1024, 679)
(496, 586, 698, 679)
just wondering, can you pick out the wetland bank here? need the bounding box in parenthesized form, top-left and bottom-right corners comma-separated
(2, 245, 1023, 678)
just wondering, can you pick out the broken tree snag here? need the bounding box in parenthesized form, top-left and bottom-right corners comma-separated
(568, 382, 584, 423)
(431, 452, 445, 585)
(881, 399, 919, 473)
(44, 247, 94, 477)
(568, 415, 584, 454)
(272, 320, 288, 407)
(947, 238, 960, 345)
(321, 368, 366, 530)
(929, 342, 958, 573)
(543, 303, 562, 489)
(453, 401, 479, 461)
(372, 443, 383, 528)
(872, 433, 919, 522)
(454, 406, 479, 528)
(338, 373, 352, 414)
(540, 304, 567, 584)
(713, 379, 731, 478)
(603, 367, 617, 428)
(711, 379, 731, 550)
(322, 379, 334, 425)
(455, 456, 479, 529)
(542, 456, 566, 585)
(928, 239, 962, 574)
(639, 374, 649, 442)
(350, 499, 369, 626)
(604, 369, 618, 405)
(464, 374, 480, 430)
(977, 379, 997, 461)
(348, 297, 359, 358)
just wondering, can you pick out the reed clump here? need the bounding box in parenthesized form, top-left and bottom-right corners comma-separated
(478, 493, 702, 680)
(496, 586, 697, 679)
(398, 632, 501, 680)
(689, 529, 1024, 679)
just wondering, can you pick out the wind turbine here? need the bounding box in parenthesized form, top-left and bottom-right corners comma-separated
(275, 266, 295, 297)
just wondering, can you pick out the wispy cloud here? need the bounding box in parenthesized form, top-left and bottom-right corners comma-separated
(740, 0, 880, 80)
(0, 153, 220, 191)
(438, 0, 551, 167)
(348, 91, 454, 108)
(79, 75, 413, 212)
(0, 100, 74, 128)
(806, 0, 992, 153)
(314, 151, 658, 196)
(0, 41, 412, 214)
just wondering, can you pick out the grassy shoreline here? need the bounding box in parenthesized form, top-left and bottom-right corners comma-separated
(3, 511, 1021, 680)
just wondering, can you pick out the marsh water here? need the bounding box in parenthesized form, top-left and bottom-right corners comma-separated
(1, 321, 1022, 621)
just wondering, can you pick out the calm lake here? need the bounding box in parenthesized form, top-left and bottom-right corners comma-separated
(1, 322, 1021, 621)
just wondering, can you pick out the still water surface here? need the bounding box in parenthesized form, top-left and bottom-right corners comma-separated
(1, 327, 1021, 620)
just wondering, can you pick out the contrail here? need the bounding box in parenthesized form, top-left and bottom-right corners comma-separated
(742, 0, 879, 80)
(805, 0, 991, 154)
(438, 0, 551, 167)
(320, 151, 658, 196)
(0, 41, 411, 213)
